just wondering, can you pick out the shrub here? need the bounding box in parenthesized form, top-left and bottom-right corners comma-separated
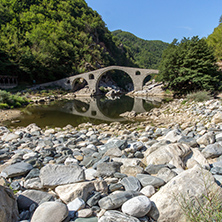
(186, 91, 212, 102)
(0, 90, 29, 109)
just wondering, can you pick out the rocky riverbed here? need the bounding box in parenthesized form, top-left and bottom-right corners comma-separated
(1, 98, 222, 222)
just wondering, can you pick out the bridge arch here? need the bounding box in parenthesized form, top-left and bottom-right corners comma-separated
(95, 68, 134, 93)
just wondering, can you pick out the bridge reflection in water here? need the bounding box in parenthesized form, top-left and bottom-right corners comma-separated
(59, 96, 162, 122)
(8, 96, 162, 128)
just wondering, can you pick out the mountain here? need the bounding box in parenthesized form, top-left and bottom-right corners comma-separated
(0, 0, 135, 83)
(112, 30, 169, 69)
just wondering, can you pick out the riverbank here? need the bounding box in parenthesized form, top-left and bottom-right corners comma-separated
(1, 98, 222, 221)
(0, 109, 21, 124)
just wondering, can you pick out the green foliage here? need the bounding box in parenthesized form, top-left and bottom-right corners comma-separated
(159, 36, 221, 94)
(186, 91, 213, 102)
(207, 23, 222, 61)
(0, 0, 135, 83)
(0, 90, 29, 108)
(112, 30, 169, 69)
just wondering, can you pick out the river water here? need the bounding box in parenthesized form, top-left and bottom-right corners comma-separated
(7, 95, 163, 128)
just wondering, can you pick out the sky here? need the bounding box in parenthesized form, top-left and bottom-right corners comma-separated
(85, 0, 222, 43)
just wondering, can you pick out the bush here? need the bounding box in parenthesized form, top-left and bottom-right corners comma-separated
(0, 90, 29, 109)
(186, 91, 212, 102)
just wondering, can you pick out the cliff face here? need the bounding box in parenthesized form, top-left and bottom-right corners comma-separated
(0, 0, 135, 83)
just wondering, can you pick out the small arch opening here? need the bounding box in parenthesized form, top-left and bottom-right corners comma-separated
(72, 78, 88, 92)
(89, 74, 94, 80)
(91, 111, 97, 116)
(136, 71, 141, 75)
(67, 80, 70, 84)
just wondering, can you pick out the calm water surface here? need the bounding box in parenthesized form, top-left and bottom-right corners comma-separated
(6, 95, 162, 128)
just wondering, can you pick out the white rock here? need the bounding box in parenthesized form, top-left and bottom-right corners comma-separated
(67, 197, 85, 218)
(140, 185, 156, 197)
(121, 195, 152, 217)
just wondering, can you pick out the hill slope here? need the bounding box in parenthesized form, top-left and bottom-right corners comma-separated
(112, 30, 169, 69)
(0, 0, 135, 83)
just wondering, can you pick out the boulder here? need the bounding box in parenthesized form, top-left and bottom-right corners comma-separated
(143, 143, 191, 169)
(0, 185, 19, 222)
(30, 201, 68, 222)
(150, 165, 222, 222)
(40, 164, 85, 188)
(121, 195, 152, 217)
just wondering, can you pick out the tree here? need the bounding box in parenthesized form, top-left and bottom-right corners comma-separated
(159, 36, 221, 94)
(207, 23, 222, 61)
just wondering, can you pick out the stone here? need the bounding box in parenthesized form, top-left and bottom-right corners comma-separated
(140, 185, 156, 197)
(67, 197, 85, 218)
(163, 129, 183, 143)
(211, 111, 222, 124)
(184, 148, 209, 169)
(105, 139, 128, 150)
(1, 133, 20, 142)
(121, 195, 152, 217)
(156, 167, 177, 183)
(120, 165, 144, 177)
(17, 190, 54, 211)
(75, 217, 98, 222)
(30, 201, 68, 222)
(144, 164, 166, 174)
(97, 162, 122, 177)
(196, 132, 215, 146)
(202, 142, 222, 159)
(103, 146, 122, 158)
(0, 185, 19, 222)
(24, 177, 43, 190)
(85, 168, 97, 180)
(76, 208, 94, 218)
(143, 143, 191, 169)
(136, 174, 165, 188)
(2, 162, 33, 178)
(55, 181, 107, 203)
(109, 183, 124, 192)
(150, 165, 222, 222)
(112, 158, 145, 167)
(40, 164, 85, 188)
(99, 210, 140, 222)
(87, 192, 101, 207)
(98, 191, 141, 210)
(120, 176, 141, 191)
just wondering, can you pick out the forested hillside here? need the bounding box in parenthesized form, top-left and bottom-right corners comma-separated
(0, 0, 135, 83)
(112, 30, 169, 69)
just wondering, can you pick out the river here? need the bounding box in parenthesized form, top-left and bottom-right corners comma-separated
(6, 95, 163, 128)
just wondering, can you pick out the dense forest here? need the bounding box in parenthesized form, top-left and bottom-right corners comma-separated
(0, 0, 135, 83)
(112, 30, 169, 69)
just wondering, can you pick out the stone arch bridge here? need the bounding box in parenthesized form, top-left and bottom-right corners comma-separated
(39, 66, 159, 95)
